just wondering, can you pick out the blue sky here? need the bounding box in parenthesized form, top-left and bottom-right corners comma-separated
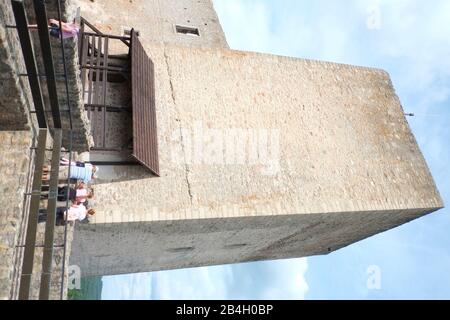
(101, 0, 450, 300)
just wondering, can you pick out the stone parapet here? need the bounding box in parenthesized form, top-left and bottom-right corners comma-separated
(0, 2, 33, 131)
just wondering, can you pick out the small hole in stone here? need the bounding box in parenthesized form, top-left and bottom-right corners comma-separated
(224, 244, 248, 249)
(167, 247, 195, 253)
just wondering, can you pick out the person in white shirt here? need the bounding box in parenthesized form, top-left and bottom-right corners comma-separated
(38, 204, 95, 224)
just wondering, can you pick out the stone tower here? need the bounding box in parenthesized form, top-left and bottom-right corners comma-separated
(69, 0, 443, 277)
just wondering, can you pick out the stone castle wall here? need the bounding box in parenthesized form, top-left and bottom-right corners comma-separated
(0, 0, 443, 288)
(74, 208, 437, 277)
(0, 1, 33, 131)
(0, 131, 32, 299)
(0, 1, 79, 299)
(0, 1, 34, 300)
(0, 130, 75, 300)
(23, 0, 93, 152)
(72, 0, 228, 51)
(86, 44, 444, 224)
(1, 1, 93, 151)
(71, 43, 443, 276)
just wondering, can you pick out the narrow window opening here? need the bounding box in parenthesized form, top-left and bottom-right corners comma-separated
(175, 25, 200, 36)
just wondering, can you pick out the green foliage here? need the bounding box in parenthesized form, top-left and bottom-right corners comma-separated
(68, 289, 83, 300)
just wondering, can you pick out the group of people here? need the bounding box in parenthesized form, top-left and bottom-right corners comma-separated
(38, 158, 98, 225)
(31, 19, 90, 225)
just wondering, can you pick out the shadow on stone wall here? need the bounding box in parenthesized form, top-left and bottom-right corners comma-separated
(93, 165, 158, 185)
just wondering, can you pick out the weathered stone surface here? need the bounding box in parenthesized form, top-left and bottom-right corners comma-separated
(2, 0, 442, 284)
(0, 1, 77, 300)
(71, 44, 443, 276)
(73, 0, 228, 49)
(0, 131, 31, 300)
(28, 223, 74, 301)
(0, 0, 92, 150)
(0, 2, 32, 131)
(0, 0, 443, 288)
(73, 209, 437, 276)
(0, 130, 75, 300)
(23, 0, 93, 152)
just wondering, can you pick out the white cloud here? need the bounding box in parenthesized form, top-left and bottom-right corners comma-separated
(214, 0, 272, 53)
(101, 258, 308, 300)
(152, 265, 232, 300)
(213, 0, 450, 88)
(150, 258, 308, 300)
(258, 259, 309, 300)
(102, 273, 152, 300)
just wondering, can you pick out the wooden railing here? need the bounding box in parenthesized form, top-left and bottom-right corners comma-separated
(10, 0, 75, 300)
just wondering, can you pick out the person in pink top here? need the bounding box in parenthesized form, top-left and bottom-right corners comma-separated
(29, 19, 80, 39)
(73, 182, 94, 204)
(64, 204, 89, 221)
(40, 182, 94, 204)
(38, 204, 95, 225)
(75, 186, 89, 204)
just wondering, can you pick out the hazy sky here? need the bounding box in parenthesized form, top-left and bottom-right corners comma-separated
(102, 0, 450, 300)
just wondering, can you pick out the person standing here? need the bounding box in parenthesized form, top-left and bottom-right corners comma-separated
(42, 164, 96, 183)
(38, 204, 95, 225)
(28, 19, 80, 39)
(40, 183, 94, 204)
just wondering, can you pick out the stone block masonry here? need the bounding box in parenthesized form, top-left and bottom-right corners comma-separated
(0, 129, 75, 300)
(0, 131, 32, 299)
(2, 0, 442, 283)
(0, 0, 92, 150)
(0, 1, 34, 299)
(72, 0, 228, 50)
(0, 1, 33, 131)
(0, 1, 80, 299)
(23, 0, 93, 152)
(71, 43, 443, 276)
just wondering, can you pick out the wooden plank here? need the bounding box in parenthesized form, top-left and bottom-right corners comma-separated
(94, 37, 102, 145)
(84, 104, 131, 112)
(81, 18, 103, 36)
(18, 129, 47, 300)
(78, 20, 85, 61)
(102, 37, 109, 148)
(80, 65, 130, 73)
(90, 35, 97, 137)
(87, 35, 94, 121)
(39, 129, 62, 300)
(130, 30, 159, 176)
(83, 30, 131, 46)
(80, 34, 89, 100)
(94, 36, 102, 107)
(150, 59, 157, 169)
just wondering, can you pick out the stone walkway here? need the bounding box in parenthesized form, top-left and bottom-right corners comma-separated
(0, 0, 79, 300)
(0, 131, 32, 300)
(0, 131, 75, 300)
